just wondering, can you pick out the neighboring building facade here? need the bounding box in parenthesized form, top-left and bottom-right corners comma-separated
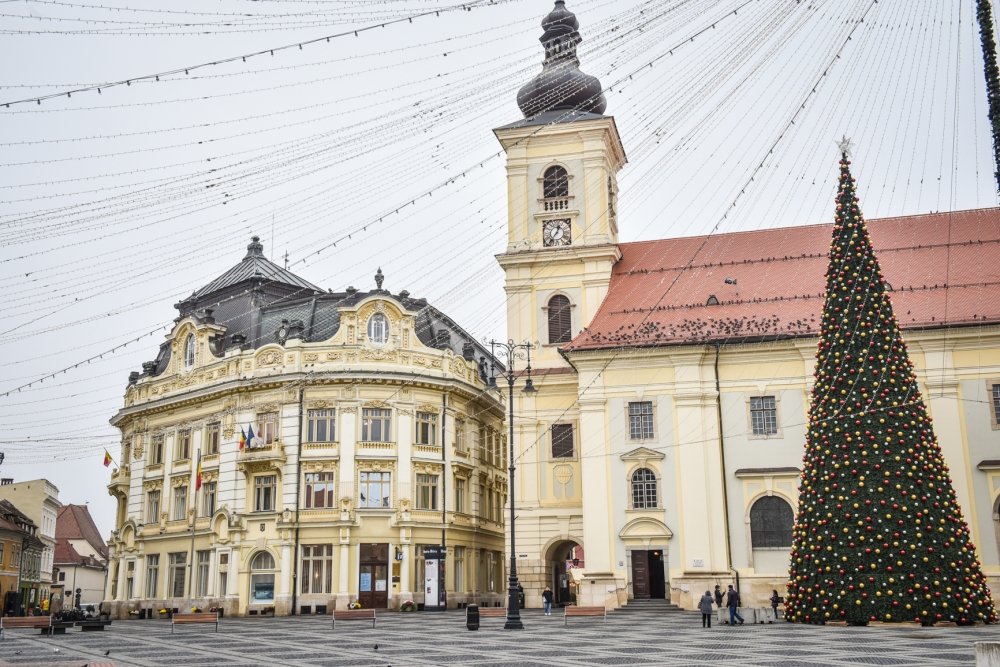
(105, 240, 507, 617)
(499, 2, 1000, 611)
(0, 478, 60, 607)
(54, 504, 109, 607)
(0, 516, 23, 607)
(0, 498, 47, 613)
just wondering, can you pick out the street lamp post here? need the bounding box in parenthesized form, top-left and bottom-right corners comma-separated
(486, 339, 536, 631)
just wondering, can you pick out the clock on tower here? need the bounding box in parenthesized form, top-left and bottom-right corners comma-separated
(543, 219, 572, 247)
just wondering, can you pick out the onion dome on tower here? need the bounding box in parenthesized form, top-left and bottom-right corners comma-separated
(516, 0, 607, 119)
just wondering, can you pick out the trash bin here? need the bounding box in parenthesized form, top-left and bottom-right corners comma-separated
(466, 604, 480, 631)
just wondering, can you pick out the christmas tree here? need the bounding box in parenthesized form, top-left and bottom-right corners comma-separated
(785, 140, 997, 627)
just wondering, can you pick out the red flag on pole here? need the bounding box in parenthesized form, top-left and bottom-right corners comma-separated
(103, 450, 113, 467)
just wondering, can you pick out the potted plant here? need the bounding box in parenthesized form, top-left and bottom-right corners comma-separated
(400, 600, 415, 612)
(158, 608, 171, 619)
(348, 600, 362, 610)
(191, 606, 202, 613)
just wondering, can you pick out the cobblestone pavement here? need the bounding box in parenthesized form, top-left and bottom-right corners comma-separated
(2, 609, 1000, 667)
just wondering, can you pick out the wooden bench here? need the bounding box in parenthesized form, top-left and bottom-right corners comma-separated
(475, 607, 508, 620)
(332, 608, 376, 629)
(171, 611, 219, 633)
(564, 605, 607, 626)
(0, 616, 73, 637)
(76, 619, 113, 631)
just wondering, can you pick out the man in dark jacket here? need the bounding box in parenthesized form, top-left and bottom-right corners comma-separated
(713, 585, 723, 608)
(726, 585, 744, 625)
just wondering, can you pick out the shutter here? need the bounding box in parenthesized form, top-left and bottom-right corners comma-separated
(547, 295, 572, 344)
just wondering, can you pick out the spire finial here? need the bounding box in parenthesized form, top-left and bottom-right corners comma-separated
(244, 235, 265, 260)
(837, 135, 854, 158)
(375, 267, 384, 291)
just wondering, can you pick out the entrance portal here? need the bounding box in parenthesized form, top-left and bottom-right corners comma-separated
(630, 550, 666, 599)
(358, 543, 388, 609)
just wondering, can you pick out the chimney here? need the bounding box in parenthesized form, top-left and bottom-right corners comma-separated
(1, 478, 13, 486)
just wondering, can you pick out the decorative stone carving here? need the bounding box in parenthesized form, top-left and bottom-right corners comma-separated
(343, 386, 355, 398)
(399, 388, 411, 399)
(305, 353, 320, 362)
(416, 403, 438, 413)
(397, 408, 413, 417)
(171, 476, 187, 488)
(132, 439, 144, 460)
(398, 498, 411, 511)
(450, 358, 468, 375)
(326, 352, 342, 361)
(365, 399, 390, 409)
(258, 403, 278, 413)
(361, 348, 397, 362)
(414, 462, 442, 474)
(339, 496, 353, 511)
(340, 406, 357, 414)
(257, 350, 282, 367)
(142, 479, 163, 490)
(308, 400, 331, 409)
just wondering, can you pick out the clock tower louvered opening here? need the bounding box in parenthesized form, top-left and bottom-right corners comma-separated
(547, 295, 572, 344)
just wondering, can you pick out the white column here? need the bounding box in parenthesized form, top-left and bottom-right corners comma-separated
(578, 397, 613, 574)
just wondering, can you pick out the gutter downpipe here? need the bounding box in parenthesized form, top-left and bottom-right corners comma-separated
(441, 392, 448, 608)
(291, 385, 305, 616)
(714, 341, 737, 592)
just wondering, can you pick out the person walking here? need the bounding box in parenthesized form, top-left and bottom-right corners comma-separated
(699, 590, 714, 628)
(713, 584, 723, 609)
(726, 585, 744, 625)
(770, 589, 781, 620)
(542, 587, 553, 616)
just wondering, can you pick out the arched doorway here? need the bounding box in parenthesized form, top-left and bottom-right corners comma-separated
(543, 539, 584, 607)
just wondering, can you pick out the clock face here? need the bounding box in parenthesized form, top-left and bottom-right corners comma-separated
(543, 219, 572, 247)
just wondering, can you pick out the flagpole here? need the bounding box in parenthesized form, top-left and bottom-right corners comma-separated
(187, 447, 200, 599)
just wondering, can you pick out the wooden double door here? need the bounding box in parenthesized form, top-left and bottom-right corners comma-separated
(358, 543, 389, 609)
(631, 550, 666, 599)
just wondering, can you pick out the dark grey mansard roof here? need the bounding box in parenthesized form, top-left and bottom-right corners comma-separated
(139, 239, 495, 380)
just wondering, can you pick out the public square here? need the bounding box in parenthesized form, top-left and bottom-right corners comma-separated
(3, 608, 1000, 667)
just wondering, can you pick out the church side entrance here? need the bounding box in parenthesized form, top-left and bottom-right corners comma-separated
(358, 543, 389, 609)
(630, 550, 666, 599)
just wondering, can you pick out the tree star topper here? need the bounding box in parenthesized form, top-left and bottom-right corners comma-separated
(837, 135, 854, 157)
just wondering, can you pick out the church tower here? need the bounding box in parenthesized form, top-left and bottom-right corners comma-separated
(495, 0, 626, 369)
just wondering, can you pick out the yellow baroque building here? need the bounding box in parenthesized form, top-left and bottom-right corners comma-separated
(498, 1, 1000, 612)
(105, 241, 508, 617)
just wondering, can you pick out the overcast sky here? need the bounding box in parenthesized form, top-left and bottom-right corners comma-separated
(0, 0, 995, 539)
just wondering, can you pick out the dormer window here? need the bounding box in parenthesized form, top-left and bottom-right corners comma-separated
(184, 333, 195, 369)
(367, 313, 389, 345)
(543, 166, 569, 199)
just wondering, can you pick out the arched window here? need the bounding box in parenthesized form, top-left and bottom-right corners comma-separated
(749, 496, 794, 548)
(367, 313, 388, 344)
(543, 166, 569, 199)
(631, 468, 658, 509)
(547, 295, 571, 344)
(250, 551, 275, 604)
(184, 333, 195, 368)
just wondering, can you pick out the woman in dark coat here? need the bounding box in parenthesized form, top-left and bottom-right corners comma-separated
(699, 590, 715, 628)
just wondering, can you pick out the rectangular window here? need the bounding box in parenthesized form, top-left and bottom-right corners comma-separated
(150, 435, 164, 465)
(172, 485, 188, 521)
(415, 412, 438, 446)
(454, 546, 465, 592)
(992, 384, 1000, 426)
(551, 423, 574, 458)
(145, 490, 161, 523)
(126, 561, 135, 599)
(145, 554, 160, 598)
(304, 472, 335, 509)
(205, 422, 221, 455)
(455, 419, 466, 453)
(628, 401, 655, 439)
(196, 550, 211, 597)
(202, 482, 217, 517)
(478, 425, 488, 462)
(256, 412, 278, 445)
(0, 543, 4, 566)
(254, 475, 277, 512)
(361, 408, 391, 442)
(307, 409, 336, 443)
(487, 551, 497, 592)
(175, 429, 191, 461)
(415, 473, 439, 510)
(168, 552, 186, 598)
(455, 477, 466, 514)
(359, 471, 391, 508)
(750, 396, 778, 436)
(300, 544, 333, 594)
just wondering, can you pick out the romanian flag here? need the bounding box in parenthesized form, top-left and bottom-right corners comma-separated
(195, 455, 203, 491)
(239, 428, 247, 451)
(103, 450, 113, 468)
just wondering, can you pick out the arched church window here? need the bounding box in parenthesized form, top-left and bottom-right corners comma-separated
(749, 496, 794, 548)
(367, 313, 388, 344)
(631, 468, 658, 509)
(547, 295, 571, 344)
(249, 551, 275, 604)
(543, 166, 569, 199)
(184, 333, 195, 369)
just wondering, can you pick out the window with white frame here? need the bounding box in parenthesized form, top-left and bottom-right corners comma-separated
(172, 485, 188, 521)
(145, 489, 161, 523)
(307, 409, 336, 442)
(454, 546, 465, 592)
(367, 313, 389, 344)
(168, 552, 186, 597)
(415, 473, 439, 510)
(415, 412, 438, 446)
(250, 551, 275, 603)
(205, 422, 220, 455)
(254, 475, 277, 512)
(630, 468, 658, 509)
(992, 383, 1000, 427)
(749, 396, 778, 436)
(361, 408, 391, 442)
(300, 544, 333, 594)
(175, 429, 191, 461)
(145, 554, 159, 597)
(304, 471, 335, 509)
(125, 560, 135, 599)
(196, 550, 211, 597)
(359, 471, 390, 508)
(256, 412, 278, 445)
(628, 401, 654, 439)
(455, 477, 466, 514)
(551, 423, 574, 458)
(149, 435, 164, 465)
(202, 481, 217, 517)
(184, 333, 195, 368)
(749, 496, 794, 548)
(454, 419, 466, 453)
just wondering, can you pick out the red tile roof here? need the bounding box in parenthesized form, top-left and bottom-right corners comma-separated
(565, 208, 1000, 351)
(56, 504, 108, 560)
